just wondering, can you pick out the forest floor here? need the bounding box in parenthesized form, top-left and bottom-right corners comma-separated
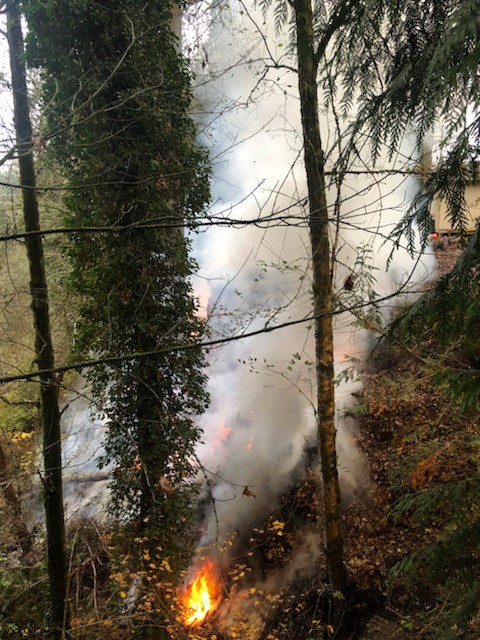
(348, 239, 480, 639)
(2, 239, 478, 640)
(194, 239, 477, 640)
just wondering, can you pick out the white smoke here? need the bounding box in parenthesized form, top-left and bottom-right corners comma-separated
(26, 380, 109, 526)
(53, 1, 436, 540)
(189, 1, 435, 543)
(60, 382, 109, 520)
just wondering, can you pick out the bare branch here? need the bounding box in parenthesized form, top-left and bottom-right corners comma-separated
(0, 285, 421, 386)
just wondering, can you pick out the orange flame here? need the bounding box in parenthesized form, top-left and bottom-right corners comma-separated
(181, 559, 221, 626)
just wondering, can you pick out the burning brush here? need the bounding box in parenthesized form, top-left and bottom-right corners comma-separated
(180, 559, 222, 627)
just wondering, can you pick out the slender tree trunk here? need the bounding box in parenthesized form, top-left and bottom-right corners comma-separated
(291, 0, 347, 593)
(6, 3, 69, 636)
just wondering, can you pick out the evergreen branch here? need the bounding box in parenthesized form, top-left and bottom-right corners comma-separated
(313, 0, 355, 67)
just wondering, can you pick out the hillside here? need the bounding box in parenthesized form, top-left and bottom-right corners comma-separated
(1, 241, 478, 640)
(354, 240, 479, 639)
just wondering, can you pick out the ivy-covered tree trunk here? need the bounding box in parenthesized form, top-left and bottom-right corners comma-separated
(6, 2, 68, 636)
(25, 0, 209, 609)
(292, 0, 347, 594)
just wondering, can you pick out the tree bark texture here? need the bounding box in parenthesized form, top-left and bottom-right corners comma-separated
(292, 0, 347, 593)
(6, 3, 69, 636)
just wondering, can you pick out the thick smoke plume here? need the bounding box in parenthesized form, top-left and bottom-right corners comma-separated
(54, 1, 435, 548)
(190, 1, 435, 546)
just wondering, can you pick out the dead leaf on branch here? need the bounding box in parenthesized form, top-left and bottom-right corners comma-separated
(243, 486, 256, 498)
(158, 476, 174, 495)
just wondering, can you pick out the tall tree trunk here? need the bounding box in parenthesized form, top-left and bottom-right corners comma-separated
(292, 0, 347, 593)
(6, 3, 69, 636)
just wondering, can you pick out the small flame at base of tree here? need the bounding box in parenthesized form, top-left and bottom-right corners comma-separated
(180, 559, 221, 626)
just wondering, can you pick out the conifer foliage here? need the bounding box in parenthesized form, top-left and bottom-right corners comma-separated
(328, 0, 480, 238)
(324, 2, 480, 633)
(24, 0, 210, 559)
(324, 0, 480, 403)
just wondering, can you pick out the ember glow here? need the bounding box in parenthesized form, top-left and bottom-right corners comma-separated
(181, 559, 221, 626)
